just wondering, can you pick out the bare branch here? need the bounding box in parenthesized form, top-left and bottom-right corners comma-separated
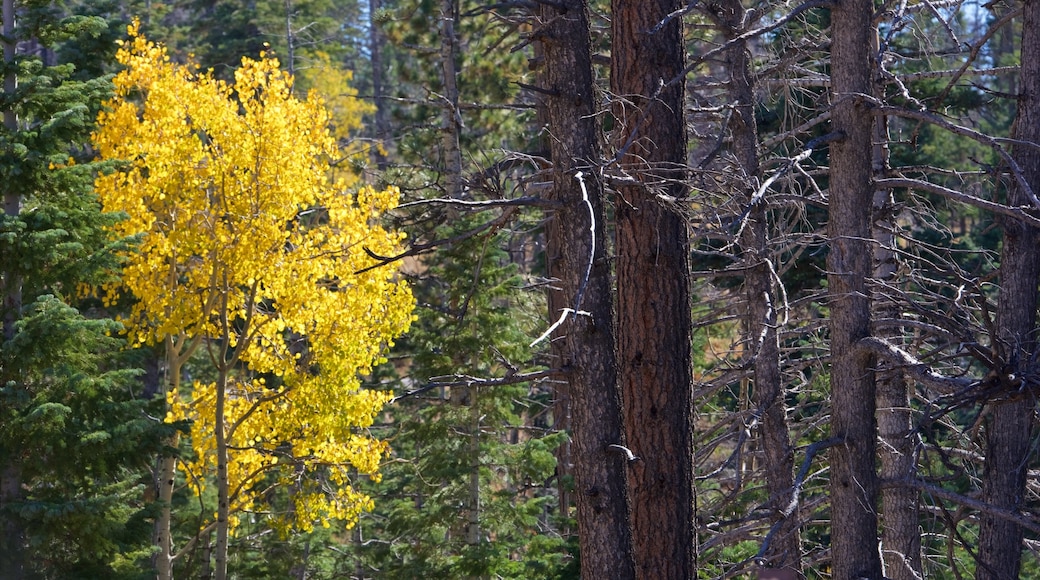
(858, 336, 977, 393)
(884, 478, 1040, 535)
(391, 369, 557, 403)
(876, 177, 1040, 228)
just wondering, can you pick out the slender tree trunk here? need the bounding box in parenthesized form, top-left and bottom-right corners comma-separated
(871, 28, 922, 580)
(714, 2, 801, 572)
(370, 0, 390, 170)
(214, 362, 230, 580)
(977, 3, 1040, 578)
(439, 0, 462, 200)
(611, 1, 696, 576)
(155, 336, 186, 580)
(539, 1, 634, 576)
(828, 1, 883, 577)
(0, 1, 24, 575)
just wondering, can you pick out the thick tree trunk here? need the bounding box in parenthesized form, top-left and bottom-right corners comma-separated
(714, 2, 801, 572)
(0, 1, 24, 576)
(977, 3, 1040, 578)
(539, 1, 634, 576)
(611, 1, 696, 577)
(828, 1, 883, 577)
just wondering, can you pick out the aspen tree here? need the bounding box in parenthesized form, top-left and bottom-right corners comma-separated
(93, 25, 413, 579)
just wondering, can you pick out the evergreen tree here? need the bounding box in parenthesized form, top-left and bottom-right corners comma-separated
(0, 2, 168, 576)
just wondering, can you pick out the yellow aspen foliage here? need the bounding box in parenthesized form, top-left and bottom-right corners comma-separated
(296, 50, 374, 161)
(93, 23, 413, 535)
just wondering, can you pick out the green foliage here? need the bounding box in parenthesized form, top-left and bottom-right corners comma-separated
(0, 5, 165, 576)
(350, 221, 572, 577)
(1, 297, 168, 578)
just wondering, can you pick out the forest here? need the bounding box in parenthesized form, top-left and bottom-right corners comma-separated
(0, 0, 1039, 578)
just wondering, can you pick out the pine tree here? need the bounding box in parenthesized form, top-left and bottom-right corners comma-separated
(0, 3, 168, 577)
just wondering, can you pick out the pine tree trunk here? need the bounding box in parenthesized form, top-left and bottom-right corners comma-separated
(714, 2, 801, 572)
(370, 0, 390, 170)
(611, 1, 696, 576)
(871, 29, 922, 580)
(0, 1, 25, 575)
(828, 1, 883, 577)
(977, 4, 1040, 578)
(539, 1, 635, 576)
(439, 0, 462, 200)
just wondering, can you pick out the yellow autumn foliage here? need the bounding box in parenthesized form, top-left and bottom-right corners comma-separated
(93, 23, 413, 534)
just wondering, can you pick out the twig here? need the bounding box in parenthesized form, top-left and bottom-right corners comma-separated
(391, 369, 557, 403)
(884, 478, 1040, 535)
(858, 336, 977, 394)
(755, 437, 842, 563)
(876, 177, 1040, 229)
(530, 171, 597, 347)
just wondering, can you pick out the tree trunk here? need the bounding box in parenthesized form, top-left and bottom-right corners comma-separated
(155, 337, 184, 580)
(370, 0, 390, 170)
(214, 362, 230, 580)
(439, 0, 462, 200)
(828, 1, 883, 577)
(611, 1, 696, 577)
(977, 3, 1040, 578)
(0, 1, 24, 575)
(154, 332, 201, 580)
(714, 2, 801, 572)
(538, 1, 634, 576)
(871, 28, 922, 580)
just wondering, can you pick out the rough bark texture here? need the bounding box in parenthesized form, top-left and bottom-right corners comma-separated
(828, 1, 883, 577)
(539, 2, 635, 576)
(715, 2, 801, 572)
(977, 3, 1040, 578)
(611, 1, 696, 577)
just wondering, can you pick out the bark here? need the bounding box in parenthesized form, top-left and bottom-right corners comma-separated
(611, 1, 696, 577)
(214, 363, 230, 580)
(715, 2, 801, 572)
(370, 0, 390, 170)
(154, 334, 200, 580)
(539, 1, 634, 576)
(154, 338, 182, 580)
(871, 28, 923, 580)
(439, 0, 462, 200)
(827, 1, 883, 577)
(0, 1, 24, 575)
(976, 3, 1040, 578)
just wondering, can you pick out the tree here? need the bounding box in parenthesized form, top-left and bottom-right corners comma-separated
(0, 3, 169, 577)
(610, 0, 696, 576)
(92, 26, 413, 579)
(827, 1, 883, 576)
(537, 0, 634, 576)
(977, 2, 1040, 577)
